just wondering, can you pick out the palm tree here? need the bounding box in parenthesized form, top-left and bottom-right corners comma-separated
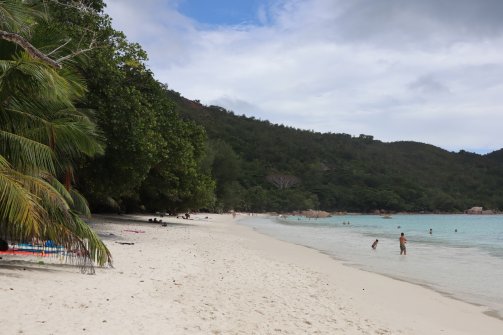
(0, 0, 111, 268)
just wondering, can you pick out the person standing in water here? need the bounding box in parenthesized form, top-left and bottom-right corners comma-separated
(371, 239, 379, 250)
(400, 233, 407, 255)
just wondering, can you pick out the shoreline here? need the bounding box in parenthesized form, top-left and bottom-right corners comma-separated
(286, 212, 503, 216)
(252, 220, 503, 322)
(1, 213, 502, 334)
(293, 240, 503, 321)
(260, 212, 503, 318)
(231, 214, 503, 334)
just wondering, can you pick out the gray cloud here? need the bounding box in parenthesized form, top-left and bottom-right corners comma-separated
(278, 0, 503, 46)
(105, 0, 503, 152)
(408, 75, 450, 95)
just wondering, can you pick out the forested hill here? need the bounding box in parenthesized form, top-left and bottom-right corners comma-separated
(9, 0, 502, 223)
(166, 91, 503, 213)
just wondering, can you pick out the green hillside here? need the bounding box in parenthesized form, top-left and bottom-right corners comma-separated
(167, 91, 503, 213)
(12, 0, 496, 215)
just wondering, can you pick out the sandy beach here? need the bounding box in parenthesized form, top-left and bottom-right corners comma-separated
(1, 213, 502, 335)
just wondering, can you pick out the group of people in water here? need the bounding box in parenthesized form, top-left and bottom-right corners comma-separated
(370, 232, 408, 254)
(371, 227, 458, 254)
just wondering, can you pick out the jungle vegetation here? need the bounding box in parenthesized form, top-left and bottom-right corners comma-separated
(167, 93, 503, 213)
(2, 0, 502, 266)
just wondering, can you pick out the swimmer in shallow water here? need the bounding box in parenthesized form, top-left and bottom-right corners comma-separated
(400, 232, 407, 255)
(371, 239, 379, 250)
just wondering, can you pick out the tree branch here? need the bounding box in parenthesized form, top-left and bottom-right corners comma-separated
(46, 38, 72, 56)
(56, 32, 97, 63)
(0, 30, 62, 69)
(56, 47, 95, 63)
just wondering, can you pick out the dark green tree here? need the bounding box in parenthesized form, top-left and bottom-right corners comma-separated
(45, 0, 215, 213)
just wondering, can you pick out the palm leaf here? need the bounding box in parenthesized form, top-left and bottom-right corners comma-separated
(41, 172, 73, 204)
(6, 169, 112, 267)
(0, 130, 55, 173)
(70, 212, 112, 267)
(0, 0, 45, 34)
(69, 188, 91, 217)
(0, 55, 84, 106)
(2, 102, 104, 158)
(0, 155, 46, 239)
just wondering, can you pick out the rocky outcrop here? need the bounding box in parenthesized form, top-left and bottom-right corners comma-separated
(301, 210, 331, 218)
(465, 206, 496, 214)
(465, 206, 483, 214)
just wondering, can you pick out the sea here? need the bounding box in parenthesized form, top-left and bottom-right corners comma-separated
(239, 214, 503, 318)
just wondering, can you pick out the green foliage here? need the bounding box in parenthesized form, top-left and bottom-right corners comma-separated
(45, 0, 215, 213)
(139, 106, 216, 212)
(7, 0, 498, 218)
(0, 0, 111, 266)
(170, 93, 503, 213)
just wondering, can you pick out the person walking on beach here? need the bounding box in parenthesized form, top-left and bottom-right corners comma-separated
(371, 239, 378, 250)
(400, 233, 407, 255)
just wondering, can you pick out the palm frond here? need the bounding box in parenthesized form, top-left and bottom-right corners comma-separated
(69, 188, 91, 217)
(21, 172, 72, 212)
(5, 169, 111, 267)
(41, 172, 73, 204)
(0, 0, 45, 35)
(0, 130, 55, 173)
(2, 101, 102, 150)
(0, 100, 49, 132)
(0, 155, 46, 239)
(0, 55, 84, 106)
(70, 212, 112, 267)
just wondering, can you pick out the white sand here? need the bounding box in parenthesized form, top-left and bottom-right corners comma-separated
(1, 213, 502, 334)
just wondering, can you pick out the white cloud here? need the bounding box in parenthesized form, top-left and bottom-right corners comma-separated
(105, 0, 503, 153)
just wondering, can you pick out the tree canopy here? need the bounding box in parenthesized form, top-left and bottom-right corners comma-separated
(168, 93, 503, 213)
(42, 0, 215, 214)
(3, 0, 502, 260)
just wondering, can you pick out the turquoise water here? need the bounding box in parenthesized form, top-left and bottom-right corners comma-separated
(239, 214, 503, 318)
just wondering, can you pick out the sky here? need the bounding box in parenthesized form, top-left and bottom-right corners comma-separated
(104, 0, 503, 154)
